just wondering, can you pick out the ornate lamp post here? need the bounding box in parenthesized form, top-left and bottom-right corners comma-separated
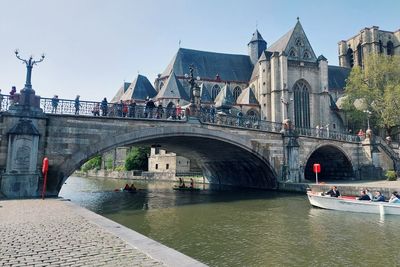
(14, 50, 45, 107)
(186, 65, 200, 116)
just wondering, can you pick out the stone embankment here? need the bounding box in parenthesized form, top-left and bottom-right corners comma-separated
(0, 199, 206, 267)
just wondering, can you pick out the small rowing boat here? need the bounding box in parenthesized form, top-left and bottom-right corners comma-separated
(173, 186, 200, 191)
(307, 191, 400, 215)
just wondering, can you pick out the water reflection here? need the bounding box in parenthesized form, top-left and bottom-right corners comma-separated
(60, 176, 400, 266)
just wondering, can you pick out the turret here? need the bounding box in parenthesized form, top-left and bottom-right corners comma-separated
(248, 30, 267, 65)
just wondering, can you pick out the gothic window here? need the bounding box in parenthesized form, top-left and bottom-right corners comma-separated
(295, 38, 303, 46)
(303, 51, 311, 59)
(357, 44, 363, 67)
(379, 40, 383, 53)
(246, 109, 259, 119)
(346, 48, 354, 68)
(211, 84, 221, 101)
(387, 41, 394, 56)
(233, 86, 242, 102)
(293, 80, 310, 128)
(289, 48, 297, 57)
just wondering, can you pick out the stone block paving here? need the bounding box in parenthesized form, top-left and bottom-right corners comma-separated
(0, 199, 165, 267)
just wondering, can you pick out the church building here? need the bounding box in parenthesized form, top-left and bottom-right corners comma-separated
(113, 19, 350, 131)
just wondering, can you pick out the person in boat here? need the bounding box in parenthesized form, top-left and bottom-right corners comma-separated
(357, 190, 371, 201)
(372, 191, 385, 202)
(130, 183, 136, 191)
(389, 191, 400, 203)
(123, 184, 130, 191)
(178, 178, 186, 188)
(365, 188, 373, 200)
(189, 178, 194, 189)
(325, 186, 340, 197)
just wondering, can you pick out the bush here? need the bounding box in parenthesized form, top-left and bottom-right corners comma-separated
(81, 155, 102, 172)
(114, 165, 126, 171)
(105, 156, 114, 170)
(386, 170, 397, 181)
(125, 147, 149, 171)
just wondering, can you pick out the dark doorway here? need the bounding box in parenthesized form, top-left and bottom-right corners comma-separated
(304, 145, 354, 181)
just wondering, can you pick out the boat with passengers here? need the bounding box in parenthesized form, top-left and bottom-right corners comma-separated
(307, 191, 400, 215)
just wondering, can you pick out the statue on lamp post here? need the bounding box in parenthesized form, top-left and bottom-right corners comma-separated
(186, 65, 200, 116)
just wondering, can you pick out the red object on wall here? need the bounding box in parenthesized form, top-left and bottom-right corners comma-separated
(313, 163, 321, 174)
(41, 157, 49, 200)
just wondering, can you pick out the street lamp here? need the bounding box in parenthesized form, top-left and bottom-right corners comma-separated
(15, 49, 45, 91)
(363, 109, 372, 129)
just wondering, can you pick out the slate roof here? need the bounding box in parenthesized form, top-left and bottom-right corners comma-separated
(199, 83, 213, 103)
(120, 75, 157, 101)
(328, 65, 351, 91)
(111, 82, 131, 102)
(250, 51, 273, 81)
(161, 48, 253, 82)
(236, 87, 259, 106)
(156, 72, 190, 101)
(215, 84, 235, 109)
(267, 27, 295, 53)
(249, 30, 265, 43)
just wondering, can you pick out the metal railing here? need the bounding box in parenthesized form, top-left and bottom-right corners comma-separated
(0, 94, 360, 142)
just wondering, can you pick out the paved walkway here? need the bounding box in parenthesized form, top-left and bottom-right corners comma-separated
(0, 199, 206, 267)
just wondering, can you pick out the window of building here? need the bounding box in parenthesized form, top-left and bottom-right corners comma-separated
(379, 40, 383, 53)
(289, 48, 297, 57)
(303, 51, 310, 59)
(263, 69, 266, 72)
(211, 84, 221, 101)
(166, 164, 169, 170)
(155, 164, 158, 169)
(233, 86, 242, 103)
(333, 123, 336, 129)
(387, 41, 394, 56)
(346, 48, 354, 68)
(186, 161, 189, 165)
(357, 44, 363, 67)
(295, 38, 303, 46)
(178, 161, 181, 164)
(293, 80, 311, 128)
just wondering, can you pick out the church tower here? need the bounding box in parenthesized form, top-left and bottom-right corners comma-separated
(248, 30, 267, 65)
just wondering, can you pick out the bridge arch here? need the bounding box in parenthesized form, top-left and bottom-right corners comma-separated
(304, 144, 355, 181)
(49, 118, 279, 195)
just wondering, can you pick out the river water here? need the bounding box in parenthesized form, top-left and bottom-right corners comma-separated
(60, 176, 400, 266)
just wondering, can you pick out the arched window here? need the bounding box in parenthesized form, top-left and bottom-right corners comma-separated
(387, 41, 394, 56)
(293, 80, 310, 128)
(295, 38, 303, 46)
(357, 44, 363, 67)
(233, 86, 242, 102)
(211, 84, 221, 101)
(289, 48, 297, 57)
(246, 110, 259, 120)
(303, 50, 310, 59)
(379, 40, 383, 54)
(346, 48, 354, 68)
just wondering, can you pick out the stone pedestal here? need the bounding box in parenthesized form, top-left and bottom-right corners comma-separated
(0, 119, 41, 198)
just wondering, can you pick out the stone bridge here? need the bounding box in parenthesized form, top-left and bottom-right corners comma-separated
(1, 103, 386, 198)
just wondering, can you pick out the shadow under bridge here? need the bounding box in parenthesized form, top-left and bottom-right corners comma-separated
(138, 136, 277, 189)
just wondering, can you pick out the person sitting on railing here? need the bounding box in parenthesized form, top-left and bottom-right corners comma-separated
(92, 103, 100, 116)
(101, 97, 108, 116)
(74, 95, 81, 115)
(128, 100, 136, 118)
(51, 95, 59, 113)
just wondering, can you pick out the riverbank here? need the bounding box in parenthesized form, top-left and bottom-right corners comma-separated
(0, 199, 206, 267)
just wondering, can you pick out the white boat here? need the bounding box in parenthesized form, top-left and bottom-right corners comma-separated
(307, 192, 400, 215)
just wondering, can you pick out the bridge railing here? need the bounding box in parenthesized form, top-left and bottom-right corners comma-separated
(0, 94, 360, 142)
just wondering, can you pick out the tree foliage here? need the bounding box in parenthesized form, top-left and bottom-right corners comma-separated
(125, 147, 149, 171)
(342, 54, 400, 136)
(81, 155, 102, 172)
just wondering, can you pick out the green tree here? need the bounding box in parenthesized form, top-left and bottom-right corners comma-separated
(125, 147, 149, 171)
(81, 155, 102, 172)
(342, 54, 400, 136)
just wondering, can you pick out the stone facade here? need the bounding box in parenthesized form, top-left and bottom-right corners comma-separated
(338, 26, 400, 68)
(148, 148, 190, 174)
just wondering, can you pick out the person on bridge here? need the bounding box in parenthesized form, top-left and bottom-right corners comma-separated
(101, 98, 108, 116)
(325, 186, 340, 197)
(51, 95, 59, 113)
(122, 101, 128, 117)
(74, 95, 81, 115)
(92, 103, 100, 116)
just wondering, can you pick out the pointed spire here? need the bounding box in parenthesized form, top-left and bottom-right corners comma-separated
(236, 87, 259, 106)
(120, 74, 157, 101)
(215, 84, 235, 111)
(156, 72, 189, 101)
(199, 83, 213, 104)
(249, 29, 265, 43)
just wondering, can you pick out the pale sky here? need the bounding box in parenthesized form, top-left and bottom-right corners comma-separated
(0, 0, 399, 101)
